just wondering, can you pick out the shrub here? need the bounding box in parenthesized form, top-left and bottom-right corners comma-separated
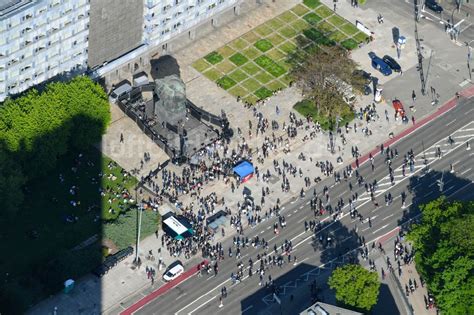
(229, 53, 249, 66)
(254, 39, 273, 52)
(204, 51, 224, 64)
(303, 0, 321, 9)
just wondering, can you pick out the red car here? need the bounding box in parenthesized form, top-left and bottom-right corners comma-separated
(392, 99, 406, 118)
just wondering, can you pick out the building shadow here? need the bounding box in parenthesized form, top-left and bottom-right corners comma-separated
(150, 55, 181, 80)
(372, 283, 402, 315)
(0, 113, 109, 313)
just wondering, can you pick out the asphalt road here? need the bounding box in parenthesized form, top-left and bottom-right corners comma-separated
(135, 95, 473, 315)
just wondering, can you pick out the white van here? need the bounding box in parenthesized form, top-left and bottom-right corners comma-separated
(163, 261, 184, 282)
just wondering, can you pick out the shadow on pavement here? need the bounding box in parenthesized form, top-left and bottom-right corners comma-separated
(150, 55, 181, 80)
(372, 283, 402, 315)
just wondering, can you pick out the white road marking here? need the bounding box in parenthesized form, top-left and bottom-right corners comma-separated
(242, 305, 254, 313)
(382, 213, 395, 221)
(423, 191, 434, 198)
(188, 295, 218, 314)
(372, 224, 389, 234)
(460, 168, 472, 175)
(446, 119, 456, 126)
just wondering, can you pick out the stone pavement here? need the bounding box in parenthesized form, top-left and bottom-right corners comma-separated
(28, 1, 472, 314)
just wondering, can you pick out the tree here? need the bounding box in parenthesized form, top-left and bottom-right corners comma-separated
(408, 197, 474, 314)
(328, 264, 380, 312)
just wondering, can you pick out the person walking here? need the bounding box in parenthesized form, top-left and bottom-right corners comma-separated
(412, 90, 416, 102)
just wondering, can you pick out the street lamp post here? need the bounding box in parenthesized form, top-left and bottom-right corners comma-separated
(134, 182, 144, 265)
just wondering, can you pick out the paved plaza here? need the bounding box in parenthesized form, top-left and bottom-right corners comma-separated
(29, 0, 473, 314)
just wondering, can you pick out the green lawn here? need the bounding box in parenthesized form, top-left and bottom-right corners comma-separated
(255, 39, 274, 52)
(254, 24, 273, 37)
(228, 68, 249, 82)
(328, 14, 346, 27)
(353, 31, 369, 43)
(204, 51, 224, 64)
(317, 21, 336, 34)
(241, 31, 260, 44)
(241, 78, 261, 92)
(329, 30, 348, 43)
(315, 5, 334, 18)
(216, 45, 236, 58)
(267, 33, 286, 46)
(217, 75, 237, 90)
(340, 22, 360, 36)
(267, 48, 286, 61)
(229, 52, 249, 66)
(291, 4, 310, 16)
(303, 28, 324, 42)
(341, 38, 359, 50)
(255, 86, 274, 99)
(192, 59, 212, 72)
(278, 11, 299, 23)
(241, 62, 261, 75)
(279, 25, 298, 39)
(268, 79, 287, 91)
(203, 68, 223, 81)
(303, 0, 321, 9)
(254, 55, 287, 77)
(303, 12, 323, 25)
(215, 60, 236, 74)
(255, 71, 274, 84)
(242, 46, 261, 59)
(291, 19, 311, 32)
(230, 38, 249, 50)
(228, 85, 248, 98)
(279, 41, 298, 54)
(265, 17, 285, 30)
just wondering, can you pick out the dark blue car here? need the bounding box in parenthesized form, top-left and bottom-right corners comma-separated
(369, 52, 392, 76)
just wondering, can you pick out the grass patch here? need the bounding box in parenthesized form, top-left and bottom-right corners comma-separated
(254, 24, 273, 37)
(279, 26, 298, 39)
(281, 74, 294, 85)
(241, 62, 261, 75)
(267, 33, 286, 46)
(104, 210, 158, 250)
(254, 86, 274, 99)
(230, 38, 249, 50)
(255, 55, 287, 77)
(278, 11, 299, 23)
(255, 39, 274, 52)
(268, 79, 287, 91)
(315, 35, 336, 46)
(353, 31, 369, 43)
(216, 45, 236, 58)
(328, 14, 346, 27)
(241, 31, 260, 44)
(315, 5, 334, 18)
(241, 78, 261, 92)
(229, 52, 249, 66)
(317, 21, 336, 34)
(340, 22, 359, 36)
(291, 4, 310, 16)
(294, 99, 354, 130)
(303, 12, 323, 25)
(303, 0, 321, 9)
(255, 71, 274, 84)
(244, 94, 259, 105)
(242, 46, 261, 60)
(304, 42, 321, 54)
(228, 85, 249, 98)
(279, 41, 298, 54)
(265, 18, 285, 30)
(215, 60, 236, 74)
(204, 51, 224, 64)
(203, 68, 224, 81)
(329, 30, 348, 43)
(216, 75, 237, 90)
(291, 19, 311, 32)
(294, 34, 313, 47)
(267, 48, 286, 61)
(192, 59, 212, 72)
(303, 28, 324, 41)
(228, 68, 249, 82)
(341, 38, 359, 50)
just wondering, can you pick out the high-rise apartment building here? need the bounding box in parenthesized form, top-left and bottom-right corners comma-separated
(0, 0, 90, 101)
(0, 0, 240, 102)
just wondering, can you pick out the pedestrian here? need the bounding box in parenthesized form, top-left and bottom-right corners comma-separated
(412, 90, 416, 102)
(411, 116, 415, 125)
(120, 133, 124, 143)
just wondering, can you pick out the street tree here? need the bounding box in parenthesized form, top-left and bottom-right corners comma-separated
(328, 264, 380, 312)
(408, 197, 474, 315)
(290, 45, 364, 127)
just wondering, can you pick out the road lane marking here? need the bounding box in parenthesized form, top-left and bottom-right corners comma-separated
(446, 119, 456, 126)
(460, 168, 472, 175)
(188, 295, 217, 314)
(242, 305, 254, 313)
(382, 213, 395, 221)
(372, 224, 389, 235)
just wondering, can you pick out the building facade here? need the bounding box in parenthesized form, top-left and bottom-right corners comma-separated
(0, 0, 241, 102)
(0, 0, 90, 101)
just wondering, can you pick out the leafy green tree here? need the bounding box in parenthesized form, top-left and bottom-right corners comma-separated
(328, 264, 380, 312)
(408, 197, 474, 315)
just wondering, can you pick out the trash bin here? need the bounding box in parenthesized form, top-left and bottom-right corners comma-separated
(64, 279, 75, 294)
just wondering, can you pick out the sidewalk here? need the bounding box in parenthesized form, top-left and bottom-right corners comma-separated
(28, 1, 472, 314)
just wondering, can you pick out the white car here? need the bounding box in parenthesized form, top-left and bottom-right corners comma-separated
(163, 261, 184, 282)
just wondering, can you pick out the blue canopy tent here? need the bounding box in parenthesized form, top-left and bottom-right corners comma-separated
(233, 161, 254, 183)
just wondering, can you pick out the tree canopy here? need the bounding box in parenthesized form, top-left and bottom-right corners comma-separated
(408, 197, 474, 314)
(328, 264, 380, 312)
(0, 76, 110, 215)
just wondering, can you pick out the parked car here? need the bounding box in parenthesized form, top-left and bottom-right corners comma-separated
(369, 52, 392, 76)
(425, 0, 443, 13)
(382, 55, 401, 73)
(392, 99, 406, 118)
(163, 261, 184, 282)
